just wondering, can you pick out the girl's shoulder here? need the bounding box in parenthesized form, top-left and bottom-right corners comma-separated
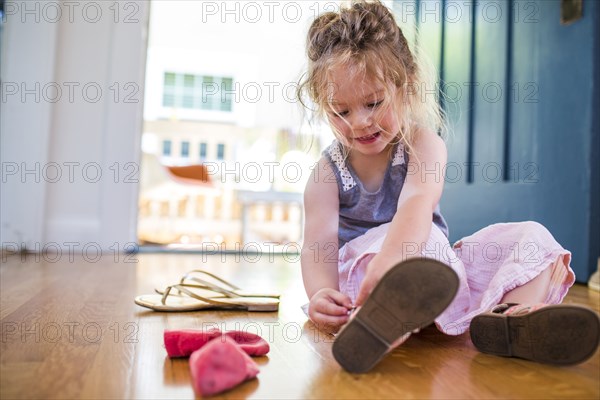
(410, 127, 447, 160)
(307, 152, 339, 189)
(304, 154, 340, 209)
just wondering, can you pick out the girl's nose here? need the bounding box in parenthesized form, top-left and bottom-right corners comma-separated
(349, 108, 372, 130)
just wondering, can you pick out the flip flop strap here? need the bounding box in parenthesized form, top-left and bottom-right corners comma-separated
(161, 284, 244, 308)
(180, 270, 242, 291)
(169, 282, 239, 298)
(182, 276, 241, 298)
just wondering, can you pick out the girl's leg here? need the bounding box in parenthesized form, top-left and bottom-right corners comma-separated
(500, 253, 571, 306)
(500, 260, 554, 304)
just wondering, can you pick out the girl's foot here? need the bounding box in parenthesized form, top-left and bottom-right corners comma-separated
(470, 303, 600, 365)
(332, 258, 459, 373)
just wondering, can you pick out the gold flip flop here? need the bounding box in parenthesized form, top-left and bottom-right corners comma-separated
(135, 284, 279, 312)
(154, 269, 280, 299)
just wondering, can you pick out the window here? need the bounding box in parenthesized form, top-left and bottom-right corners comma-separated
(162, 72, 234, 112)
(162, 140, 172, 156)
(199, 142, 207, 160)
(181, 141, 190, 158)
(217, 143, 225, 160)
(163, 73, 176, 107)
(182, 74, 195, 109)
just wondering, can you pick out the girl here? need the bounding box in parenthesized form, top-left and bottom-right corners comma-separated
(298, 0, 599, 373)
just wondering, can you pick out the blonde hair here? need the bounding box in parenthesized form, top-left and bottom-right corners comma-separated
(297, 0, 446, 156)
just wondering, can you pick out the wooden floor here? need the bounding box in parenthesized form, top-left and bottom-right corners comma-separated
(1, 252, 598, 399)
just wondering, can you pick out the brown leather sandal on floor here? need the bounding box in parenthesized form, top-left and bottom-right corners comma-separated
(470, 303, 600, 365)
(332, 258, 459, 374)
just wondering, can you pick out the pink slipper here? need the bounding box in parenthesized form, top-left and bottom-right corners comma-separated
(223, 331, 270, 356)
(164, 329, 222, 358)
(164, 329, 270, 357)
(189, 336, 259, 397)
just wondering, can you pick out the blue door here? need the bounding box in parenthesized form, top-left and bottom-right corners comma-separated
(393, 0, 599, 281)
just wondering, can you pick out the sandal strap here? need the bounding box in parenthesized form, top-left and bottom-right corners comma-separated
(161, 284, 245, 308)
(505, 303, 548, 316)
(491, 303, 521, 314)
(492, 303, 548, 315)
(167, 282, 236, 298)
(182, 270, 242, 290)
(180, 270, 242, 294)
(182, 276, 241, 298)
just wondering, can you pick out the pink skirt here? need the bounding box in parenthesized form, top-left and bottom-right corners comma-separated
(338, 221, 575, 335)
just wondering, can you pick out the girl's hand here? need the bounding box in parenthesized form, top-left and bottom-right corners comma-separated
(355, 254, 397, 307)
(308, 288, 353, 334)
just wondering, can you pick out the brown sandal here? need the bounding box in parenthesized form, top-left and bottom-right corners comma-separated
(332, 258, 459, 373)
(470, 303, 600, 365)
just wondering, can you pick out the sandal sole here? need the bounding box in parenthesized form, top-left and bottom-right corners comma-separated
(470, 305, 600, 365)
(134, 294, 279, 312)
(332, 258, 460, 373)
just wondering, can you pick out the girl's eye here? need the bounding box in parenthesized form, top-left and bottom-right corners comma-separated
(331, 110, 348, 117)
(368, 100, 383, 108)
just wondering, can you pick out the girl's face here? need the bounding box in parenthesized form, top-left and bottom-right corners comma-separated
(325, 64, 400, 156)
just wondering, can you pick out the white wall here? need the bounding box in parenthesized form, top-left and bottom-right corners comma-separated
(1, 1, 149, 252)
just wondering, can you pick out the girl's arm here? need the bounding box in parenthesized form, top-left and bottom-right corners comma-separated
(301, 157, 340, 297)
(355, 129, 448, 306)
(302, 157, 352, 330)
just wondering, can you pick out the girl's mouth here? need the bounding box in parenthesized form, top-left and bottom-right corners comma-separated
(354, 132, 381, 144)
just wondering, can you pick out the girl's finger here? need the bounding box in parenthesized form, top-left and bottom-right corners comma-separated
(355, 279, 374, 306)
(312, 312, 349, 329)
(313, 296, 348, 316)
(322, 301, 350, 316)
(327, 290, 353, 309)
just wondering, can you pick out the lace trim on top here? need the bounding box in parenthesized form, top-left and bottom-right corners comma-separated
(328, 141, 406, 192)
(392, 142, 406, 166)
(328, 143, 356, 191)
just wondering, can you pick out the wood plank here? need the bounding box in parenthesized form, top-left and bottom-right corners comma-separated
(1, 253, 598, 399)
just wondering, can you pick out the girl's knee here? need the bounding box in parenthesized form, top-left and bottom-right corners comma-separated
(513, 221, 557, 245)
(513, 220, 547, 235)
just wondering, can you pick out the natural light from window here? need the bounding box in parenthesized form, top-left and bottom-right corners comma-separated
(137, 1, 342, 252)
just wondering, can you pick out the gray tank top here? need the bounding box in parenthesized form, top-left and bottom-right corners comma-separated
(323, 140, 449, 247)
